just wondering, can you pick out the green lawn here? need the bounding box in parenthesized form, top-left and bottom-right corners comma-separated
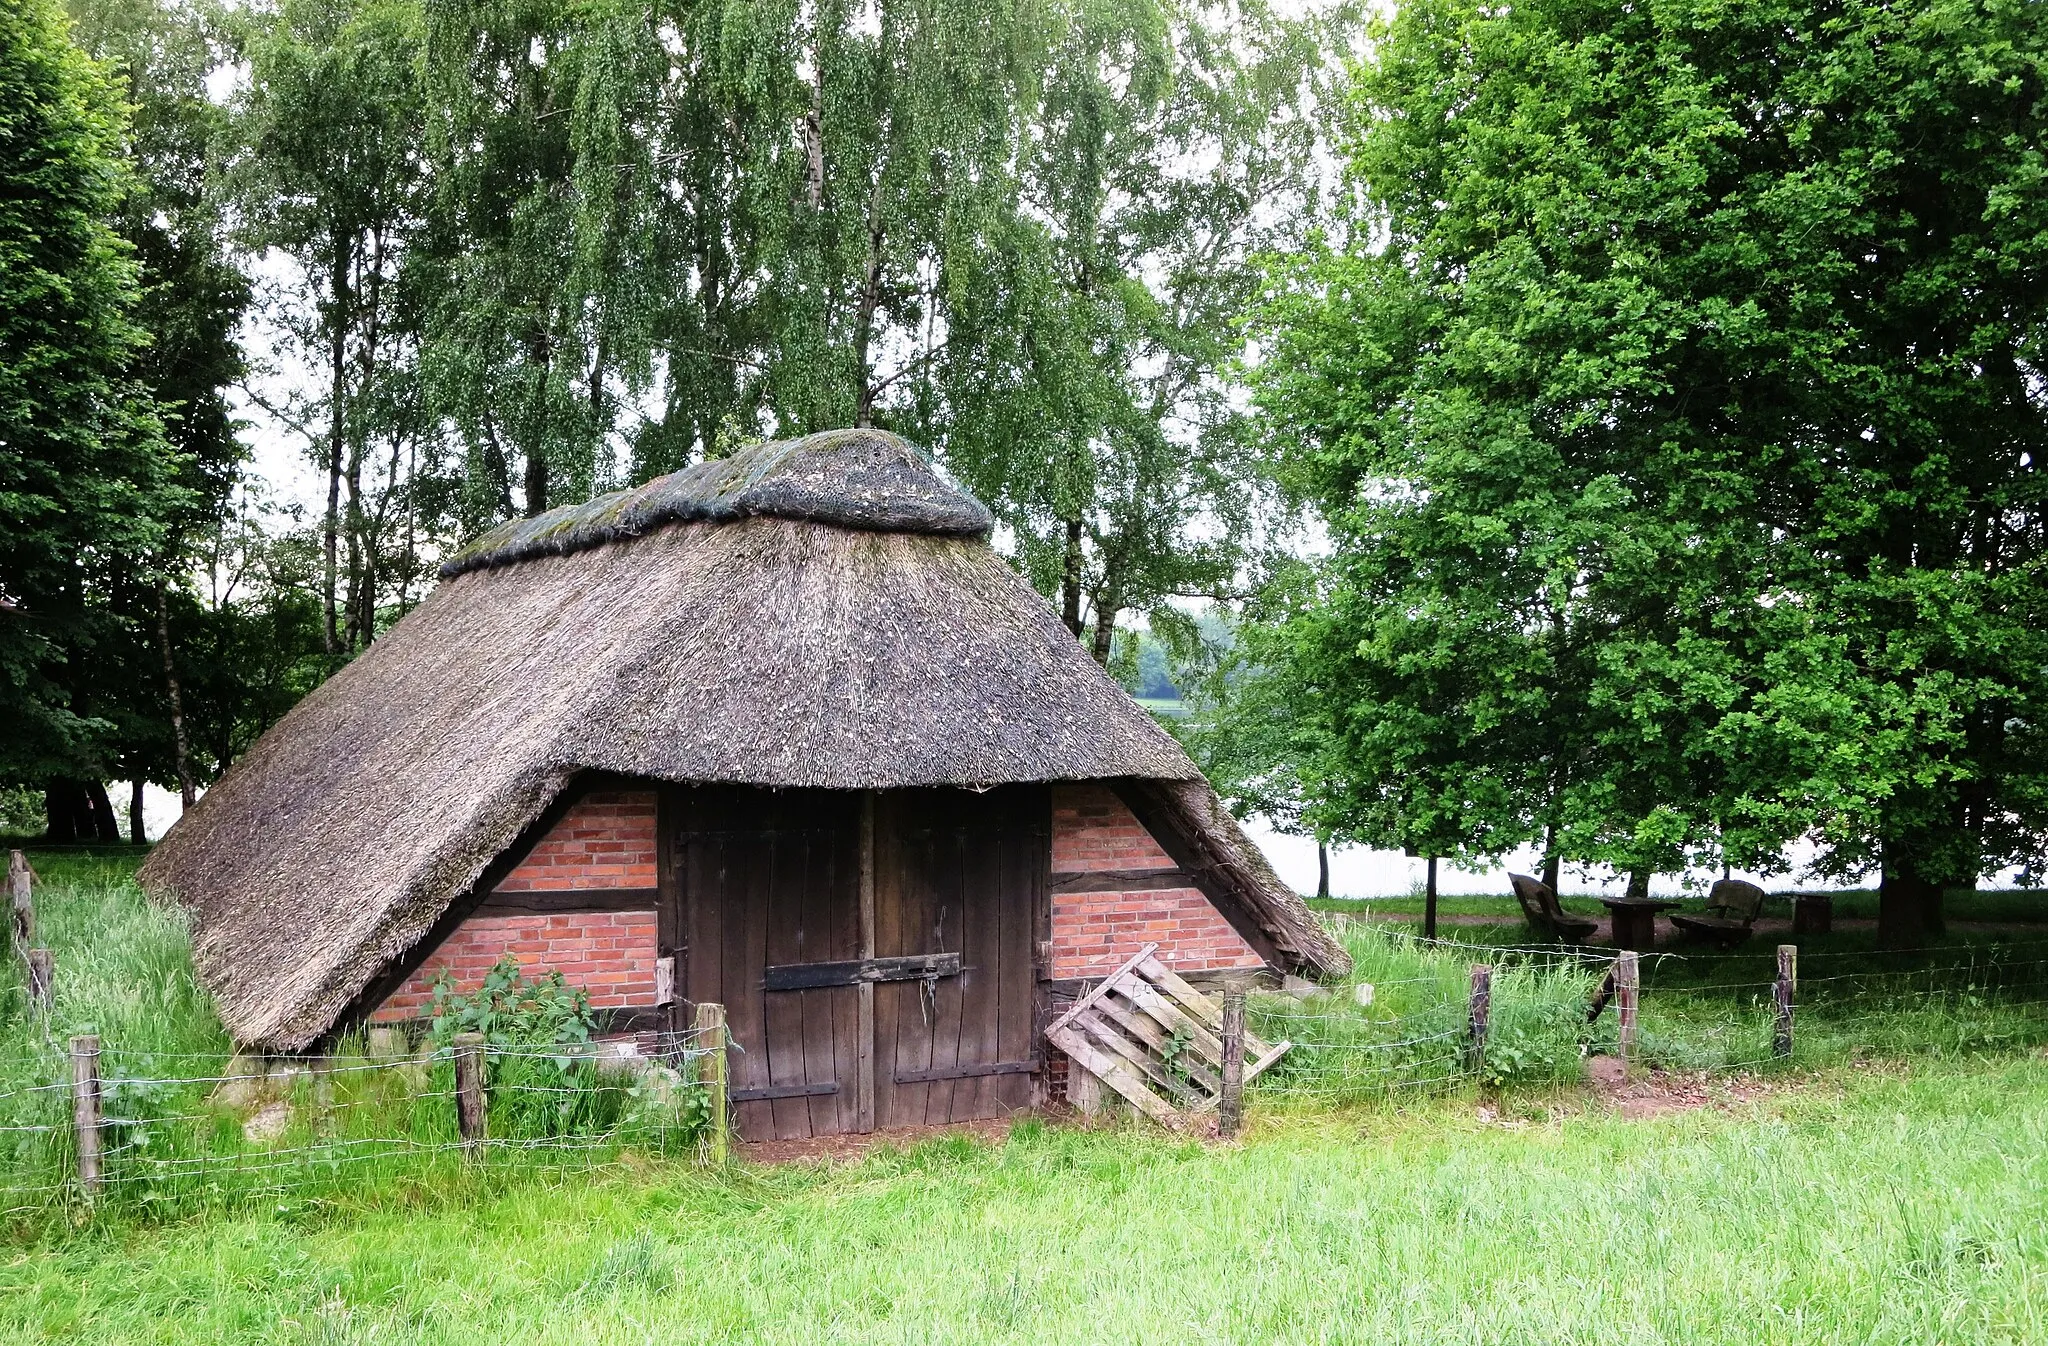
(9, 847, 2048, 1343)
(2, 1057, 2046, 1343)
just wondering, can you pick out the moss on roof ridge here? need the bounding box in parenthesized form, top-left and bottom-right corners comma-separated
(442, 428, 992, 577)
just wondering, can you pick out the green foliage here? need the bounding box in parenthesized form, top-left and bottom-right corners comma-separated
(0, 789, 43, 838)
(12, 1059, 2048, 1339)
(941, 0, 1340, 661)
(427, 956, 597, 1052)
(0, 0, 187, 790)
(422, 956, 708, 1146)
(1250, 0, 2048, 935)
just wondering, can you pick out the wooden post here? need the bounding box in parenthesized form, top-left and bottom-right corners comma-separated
(1773, 944, 1797, 1060)
(1217, 988, 1246, 1139)
(8, 850, 32, 953)
(27, 948, 53, 1015)
(695, 1001, 729, 1164)
(1466, 964, 1492, 1076)
(452, 1032, 486, 1152)
(1615, 951, 1640, 1067)
(1423, 856, 1439, 942)
(70, 1035, 101, 1199)
(855, 792, 876, 1134)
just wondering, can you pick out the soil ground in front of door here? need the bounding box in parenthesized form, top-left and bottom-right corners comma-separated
(735, 1116, 1020, 1165)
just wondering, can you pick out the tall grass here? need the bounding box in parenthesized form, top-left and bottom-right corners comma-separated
(7, 1058, 2048, 1343)
(14, 849, 2048, 1231)
(0, 854, 705, 1229)
(1249, 923, 1611, 1102)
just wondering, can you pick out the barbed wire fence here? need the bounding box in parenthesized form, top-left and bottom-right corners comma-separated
(1231, 922, 2048, 1109)
(14, 838, 2048, 1215)
(0, 1017, 731, 1223)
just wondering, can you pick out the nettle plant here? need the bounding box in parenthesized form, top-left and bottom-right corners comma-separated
(425, 957, 708, 1146)
(427, 957, 597, 1052)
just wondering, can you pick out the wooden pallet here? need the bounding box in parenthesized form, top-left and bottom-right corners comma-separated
(1046, 943, 1290, 1127)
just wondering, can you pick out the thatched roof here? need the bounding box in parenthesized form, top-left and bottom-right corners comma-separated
(442, 428, 993, 576)
(140, 430, 1347, 1049)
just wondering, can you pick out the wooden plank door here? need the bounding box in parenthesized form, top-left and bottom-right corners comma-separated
(674, 785, 861, 1141)
(874, 784, 1047, 1127)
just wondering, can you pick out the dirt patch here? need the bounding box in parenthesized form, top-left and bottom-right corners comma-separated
(735, 1117, 1015, 1166)
(1584, 1055, 1776, 1119)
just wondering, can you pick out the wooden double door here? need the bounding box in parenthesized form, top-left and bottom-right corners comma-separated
(671, 783, 1048, 1140)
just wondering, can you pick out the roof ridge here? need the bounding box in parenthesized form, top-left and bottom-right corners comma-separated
(440, 429, 992, 578)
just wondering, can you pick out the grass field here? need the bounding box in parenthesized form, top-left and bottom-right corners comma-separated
(8, 847, 2048, 1342)
(5, 1057, 2048, 1343)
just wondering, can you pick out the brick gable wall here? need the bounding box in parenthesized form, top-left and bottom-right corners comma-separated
(1048, 782, 1264, 979)
(370, 790, 660, 1023)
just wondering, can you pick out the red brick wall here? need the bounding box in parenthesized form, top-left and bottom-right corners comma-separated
(493, 790, 657, 892)
(370, 789, 660, 1022)
(370, 911, 658, 1020)
(1049, 783, 1264, 978)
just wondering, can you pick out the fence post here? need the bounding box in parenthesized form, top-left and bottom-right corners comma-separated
(452, 1032, 486, 1153)
(1773, 944, 1797, 1060)
(694, 1001, 729, 1165)
(1218, 988, 1245, 1139)
(1615, 951, 1640, 1068)
(8, 850, 31, 953)
(1467, 965, 1493, 1077)
(70, 1035, 101, 1200)
(27, 948, 53, 1015)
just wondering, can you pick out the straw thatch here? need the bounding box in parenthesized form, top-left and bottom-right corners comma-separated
(140, 429, 1348, 1049)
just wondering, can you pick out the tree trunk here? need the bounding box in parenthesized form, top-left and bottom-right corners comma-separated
(1879, 856, 1946, 948)
(344, 438, 364, 650)
(524, 448, 550, 519)
(852, 176, 887, 428)
(128, 780, 145, 845)
(85, 782, 119, 842)
(1059, 517, 1084, 637)
(323, 242, 348, 656)
(1625, 868, 1650, 901)
(43, 783, 88, 843)
(1316, 842, 1329, 900)
(156, 586, 196, 809)
(522, 330, 554, 518)
(1089, 604, 1117, 666)
(1423, 856, 1439, 941)
(1540, 820, 1561, 895)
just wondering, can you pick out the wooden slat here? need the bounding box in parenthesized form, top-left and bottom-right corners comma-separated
(957, 802, 1003, 1120)
(1092, 993, 1223, 1094)
(1134, 955, 1276, 1057)
(761, 818, 808, 1140)
(1049, 868, 1196, 895)
(1074, 1009, 1205, 1108)
(1134, 955, 1222, 1027)
(480, 887, 661, 913)
(731, 1080, 840, 1102)
(1113, 978, 1226, 1066)
(995, 788, 1043, 1116)
(1047, 943, 1160, 1036)
(1242, 1038, 1292, 1085)
(856, 791, 876, 1134)
(762, 952, 962, 991)
(1046, 1025, 1180, 1126)
(893, 1059, 1036, 1084)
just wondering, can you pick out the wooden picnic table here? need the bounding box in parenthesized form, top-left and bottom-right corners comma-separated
(1597, 896, 1684, 951)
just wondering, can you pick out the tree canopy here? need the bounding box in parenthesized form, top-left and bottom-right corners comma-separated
(1247, 0, 2048, 940)
(0, 0, 187, 834)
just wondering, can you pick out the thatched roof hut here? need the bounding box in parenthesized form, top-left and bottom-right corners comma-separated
(141, 430, 1347, 1074)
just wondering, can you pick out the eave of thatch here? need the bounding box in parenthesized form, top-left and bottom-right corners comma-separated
(140, 435, 1345, 1050)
